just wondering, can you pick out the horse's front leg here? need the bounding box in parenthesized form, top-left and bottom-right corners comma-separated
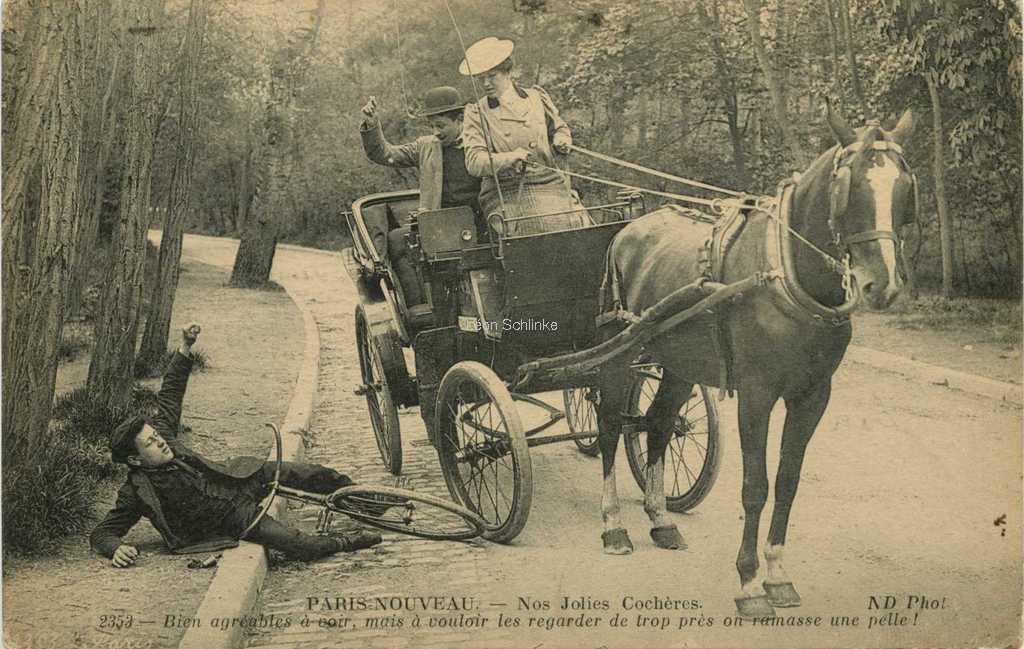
(734, 386, 778, 618)
(763, 380, 832, 608)
(596, 366, 633, 554)
(643, 370, 690, 550)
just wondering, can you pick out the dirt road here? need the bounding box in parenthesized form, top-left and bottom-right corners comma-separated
(181, 234, 1021, 649)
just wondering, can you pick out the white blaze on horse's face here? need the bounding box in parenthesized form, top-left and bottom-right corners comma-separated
(855, 152, 904, 308)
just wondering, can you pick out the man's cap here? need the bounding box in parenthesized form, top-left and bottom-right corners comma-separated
(419, 86, 464, 117)
(110, 414, 147, 464)
(458, 37, 514, 76)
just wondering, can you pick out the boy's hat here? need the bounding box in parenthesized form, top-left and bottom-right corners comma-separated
(420, 86, 464, 117)
(110, 414, 147, 464)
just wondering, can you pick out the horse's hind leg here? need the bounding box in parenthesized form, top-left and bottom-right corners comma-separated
(763, 381, 832, 608)
(643, 370, 689, 550)
(734, 387, 778, 618)
(596, 363, 633, 555)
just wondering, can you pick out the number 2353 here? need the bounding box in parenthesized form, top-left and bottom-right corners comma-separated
(99, 614, 134, 629)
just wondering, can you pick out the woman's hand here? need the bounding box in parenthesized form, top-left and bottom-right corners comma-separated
(499, 147, 531, 174)
(552, 132, 571, 155)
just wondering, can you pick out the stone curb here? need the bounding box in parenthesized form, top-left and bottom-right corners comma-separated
(178, 291, 320, 649)
(847, 344, 1022, 407)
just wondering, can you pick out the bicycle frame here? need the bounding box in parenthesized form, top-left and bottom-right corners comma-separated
(274, 485, 340, 535)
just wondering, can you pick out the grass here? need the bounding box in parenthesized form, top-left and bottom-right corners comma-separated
(888, 295, 1022, 348)
(2, 442, 107, 555)
(58, 322, 94, 363)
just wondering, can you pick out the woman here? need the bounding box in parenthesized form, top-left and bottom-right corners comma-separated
(459, 37, 589, 236)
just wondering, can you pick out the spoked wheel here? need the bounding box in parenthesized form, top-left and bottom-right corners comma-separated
(623, 365, 721, 512)
(563, 387, 600, 457)
(435, 361, 532, 544)
(355, 306, 402, 475)
(328, 486, 486, 541)
(239, 423, 284, 540)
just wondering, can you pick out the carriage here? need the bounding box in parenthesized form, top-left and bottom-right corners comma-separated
(341, 190, 722, 543)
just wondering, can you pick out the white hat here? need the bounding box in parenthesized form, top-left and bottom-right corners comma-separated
(458, 37, 514, 76)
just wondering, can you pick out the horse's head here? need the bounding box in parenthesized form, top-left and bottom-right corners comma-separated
(825, 107, 917, 310)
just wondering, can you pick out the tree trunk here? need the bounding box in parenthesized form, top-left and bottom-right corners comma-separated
(68, 0, 122, 320)
(138, 0, 208, 370)
(823, 0, 842, 96)
(229, 138, 285, 286)
(775, 0, 789, 108)
(700, 1, 751, 186)
(741, 0, 806, 168)
(837, 0, 867, 112)
(229, 0, 326, 287)
(925, 71, 954, 298)
(88, 0, 164, 408)
(235, 126, 254, 233)
(2, 2, 83, 467)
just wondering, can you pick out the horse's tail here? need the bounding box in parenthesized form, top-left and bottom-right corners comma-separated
(597, 234, 625, 329)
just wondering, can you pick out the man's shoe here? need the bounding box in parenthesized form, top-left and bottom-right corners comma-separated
(336, 530, 382, 552)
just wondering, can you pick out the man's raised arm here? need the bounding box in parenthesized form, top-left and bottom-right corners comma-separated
(152, 323, 201, 438)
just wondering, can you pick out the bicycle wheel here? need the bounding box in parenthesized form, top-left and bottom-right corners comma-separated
(563, 386, 600, 456)
(239, 423, 283, 540)
(623, 366, 721, 512)
(355, 306, 402, 474)
(328, 485, 486, 541)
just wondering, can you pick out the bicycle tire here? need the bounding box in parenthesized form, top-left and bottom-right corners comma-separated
(328, 485, 486, 541)
(239, 423, 284, 540)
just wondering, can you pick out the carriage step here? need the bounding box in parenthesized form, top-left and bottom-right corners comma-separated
(621, 414, 644, 435)
(410, 439, 433, 448)
(407, 304, 435, 329)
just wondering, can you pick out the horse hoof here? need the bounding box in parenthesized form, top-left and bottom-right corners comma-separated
(601, 528, 634, 555)
(734, 594, 776, 619)
(763, 581, 801, 608)
(649, 525, 687, 550)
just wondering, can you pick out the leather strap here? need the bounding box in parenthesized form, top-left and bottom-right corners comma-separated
(842, 230, 899, 245)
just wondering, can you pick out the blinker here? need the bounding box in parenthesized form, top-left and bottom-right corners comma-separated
(829, 166, 851, 236)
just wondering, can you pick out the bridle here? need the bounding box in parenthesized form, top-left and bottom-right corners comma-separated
(828, 137, 915, 252)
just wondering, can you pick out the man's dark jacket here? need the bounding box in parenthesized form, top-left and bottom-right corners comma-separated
(90, 352, 266, 558)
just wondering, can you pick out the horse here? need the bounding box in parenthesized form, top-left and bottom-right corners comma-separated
(592, 107, 917, 618)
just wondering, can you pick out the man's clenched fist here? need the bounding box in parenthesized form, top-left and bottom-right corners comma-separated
(182, 323, 201, 345)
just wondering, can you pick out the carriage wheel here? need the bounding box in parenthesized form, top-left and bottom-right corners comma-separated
(563, 387, 600, 457)
(435, 361, 532, 544)
(622, 366, 721, 512)
(355, 307, 402, 475)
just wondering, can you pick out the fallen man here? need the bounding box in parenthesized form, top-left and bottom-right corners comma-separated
(90, 323, 380, 567)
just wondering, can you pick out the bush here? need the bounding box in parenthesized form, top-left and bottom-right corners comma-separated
(889, 296, 1022, 347)
(50, 384, 159, 484)
(2, 439, 107, 556)
(57, 322, 94, 363)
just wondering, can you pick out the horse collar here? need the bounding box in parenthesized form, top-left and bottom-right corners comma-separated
(767, 183, 856, 327)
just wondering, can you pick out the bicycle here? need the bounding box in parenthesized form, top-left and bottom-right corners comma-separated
(240, 424, 487, 542)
